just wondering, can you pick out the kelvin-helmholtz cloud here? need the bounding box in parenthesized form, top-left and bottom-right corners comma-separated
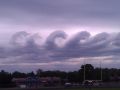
(0, 31, 120, 71)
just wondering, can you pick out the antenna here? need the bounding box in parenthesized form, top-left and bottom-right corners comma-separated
(84, 59, 86, 81)
(100, 60, 102, 81)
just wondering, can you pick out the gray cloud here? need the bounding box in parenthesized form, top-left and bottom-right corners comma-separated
(45, 31, 67, 50)
(1, 0, 120, 71)
(0, 31, 120, 62)
(0, 31, 120, 71)
(48, 31, 120, 59)
(0, 0, 120, 30)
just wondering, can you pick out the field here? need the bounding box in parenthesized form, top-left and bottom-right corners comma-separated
(1, 87, 120, 90)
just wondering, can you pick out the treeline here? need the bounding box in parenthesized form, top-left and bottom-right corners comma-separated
(1, 64, 120, 87)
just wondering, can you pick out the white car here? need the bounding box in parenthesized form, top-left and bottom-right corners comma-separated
(64, 82, 72, 87)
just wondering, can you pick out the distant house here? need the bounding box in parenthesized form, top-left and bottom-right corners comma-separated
(12, 77, 61, 88)
(40, 77, 61, 86)
(12, 78, 28, 88)
(110, 76, 120, 81)
(12, 77, 42, 88)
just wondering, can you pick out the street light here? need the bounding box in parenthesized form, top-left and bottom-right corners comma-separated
(100, 60, 102, 81)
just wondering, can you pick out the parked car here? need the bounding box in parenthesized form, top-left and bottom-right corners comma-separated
(82, 80, 102, 87)
(64, 82, 72, 87)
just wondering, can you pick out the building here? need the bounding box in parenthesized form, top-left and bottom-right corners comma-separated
(12, 77, 61, 88)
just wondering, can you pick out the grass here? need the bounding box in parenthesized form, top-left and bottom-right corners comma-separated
(65, 88, 120, 90)
(1, 87, 120, 90)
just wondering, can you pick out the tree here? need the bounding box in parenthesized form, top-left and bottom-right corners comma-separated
(36, 69, 43, 77)
(80, 64, 94, 80)
(12, 71, 27, 78)
(27, 71, 35, 77)
(0, 70, 12, 87)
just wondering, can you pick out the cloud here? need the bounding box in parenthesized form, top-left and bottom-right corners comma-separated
(0, 31, 120, 71)
(0, 0, 120, 31)
(1, 0, 120, 71)
(45, 31, 67, 50)
(10, 31, 29, 47)
(49, 31, 120, 59)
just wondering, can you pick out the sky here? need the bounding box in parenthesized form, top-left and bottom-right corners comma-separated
(0, 0, 120, 72)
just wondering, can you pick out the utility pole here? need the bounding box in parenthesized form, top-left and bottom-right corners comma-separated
(84, 59, 86, 81)
(100, 60, 102, 81)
